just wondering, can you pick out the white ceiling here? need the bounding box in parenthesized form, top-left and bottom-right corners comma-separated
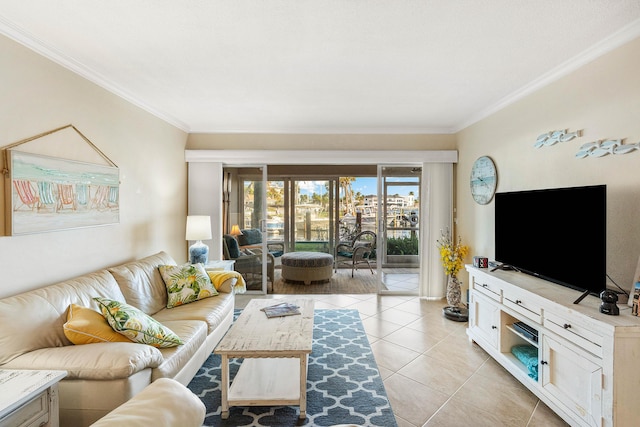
(1, 1, 640, 134)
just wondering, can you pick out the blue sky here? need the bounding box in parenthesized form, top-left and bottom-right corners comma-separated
(297, 177, 418, 197)
(353, 178, 419, 197)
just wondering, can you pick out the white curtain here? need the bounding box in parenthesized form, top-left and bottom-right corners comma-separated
(419, 163, 453, 298)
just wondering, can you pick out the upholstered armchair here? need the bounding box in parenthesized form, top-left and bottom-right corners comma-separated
(334, 230, 376, 277)
(237, 228, 284, 258)
(222, 234, 274, 290)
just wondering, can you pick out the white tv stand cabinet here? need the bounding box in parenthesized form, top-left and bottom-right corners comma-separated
(466, 265, 640, 427)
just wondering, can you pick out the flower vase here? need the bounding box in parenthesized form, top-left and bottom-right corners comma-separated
(446, 275, 461, 307)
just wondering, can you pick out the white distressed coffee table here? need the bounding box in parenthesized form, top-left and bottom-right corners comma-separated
(214, 298, 315, 420)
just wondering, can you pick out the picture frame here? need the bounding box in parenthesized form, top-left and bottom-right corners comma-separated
(7, 150, 119, 235)
(628, 254, 640, 308)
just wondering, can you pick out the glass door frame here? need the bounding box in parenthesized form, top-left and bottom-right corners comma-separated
(265, 176, 338, 255)
(234, 165, 269, 295)
(289, 178, 337, 254)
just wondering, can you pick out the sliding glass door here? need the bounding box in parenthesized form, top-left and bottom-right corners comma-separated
(224, 164, 423, 295)
(377, 165, 421, 295)
(225, 166, 269, 294)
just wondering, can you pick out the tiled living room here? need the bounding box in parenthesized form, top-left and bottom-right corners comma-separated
(2, 2, 640, 427)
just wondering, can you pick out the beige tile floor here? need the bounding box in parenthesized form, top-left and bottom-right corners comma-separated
(235, 293, 569, 427)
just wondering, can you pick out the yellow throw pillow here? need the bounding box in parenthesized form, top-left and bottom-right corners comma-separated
(159, 263, 219, 308)
(63, 304, 133, 345)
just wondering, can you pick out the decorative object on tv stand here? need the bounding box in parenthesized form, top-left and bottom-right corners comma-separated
(628, 254, 640, 310)
(186, 215, 212, 264)
(473, 256, 488, 268)
(437, 228, 469, 321)
(599, 290, 619, 316)
(470, 155, 497, 205)
(229, 224, 243, 239)
(533, 128, 581, 148)
(575, 138, 640, 158)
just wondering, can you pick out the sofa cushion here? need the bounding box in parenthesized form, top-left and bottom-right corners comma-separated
(64, 304, 132, 345)
(152, 320, 208, 381)
(108, 251, 177, 315)
(94, 298, 183, 348)
(159, 263, 218, 308)
(223, 234, 241, 259)
(0, 269, 127, 365)
(237, 228, 262, 246)
(2, 342, 163, 380)
(152, 291, 234, 336)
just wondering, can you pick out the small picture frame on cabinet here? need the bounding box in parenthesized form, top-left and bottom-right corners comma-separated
(632, 283, 640, 316)
(628, 254, 640, 308)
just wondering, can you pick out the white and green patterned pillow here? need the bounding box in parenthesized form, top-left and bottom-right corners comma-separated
(159, 263, 219, 308)
(93, 297, 183, 348)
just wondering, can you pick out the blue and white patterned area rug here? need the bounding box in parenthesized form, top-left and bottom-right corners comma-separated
(188, 309, 397, 427)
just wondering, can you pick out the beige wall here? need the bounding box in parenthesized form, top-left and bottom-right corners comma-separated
(457, 36, 640, 298)
(0, 35, 188, 298)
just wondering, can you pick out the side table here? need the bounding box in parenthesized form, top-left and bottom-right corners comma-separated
(0, 369, 67, 427)
(206, 260, 236, 271)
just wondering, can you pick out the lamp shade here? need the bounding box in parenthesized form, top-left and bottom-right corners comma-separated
(186, 215, 212, 241)
(230, 224, 243, 236)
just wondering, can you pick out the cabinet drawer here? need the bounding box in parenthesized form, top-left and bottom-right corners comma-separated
(0, 390, 49, 427)
(503, 289, 542, 323)
(472, 277, 502, 302)
(544, 311, 603, 358)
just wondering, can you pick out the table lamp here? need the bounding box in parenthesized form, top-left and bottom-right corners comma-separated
(186, 215, 212, 264)
(230, 224, 243, 239)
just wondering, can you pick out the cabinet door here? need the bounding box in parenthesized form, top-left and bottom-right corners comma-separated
(469, 291, 500, 349)
(540, 334, 603, 427)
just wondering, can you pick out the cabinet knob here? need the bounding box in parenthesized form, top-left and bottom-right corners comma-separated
(482, 283, 488, 288)
(491, 325, 497, 329)
(540, 360, 548, 365)
(563, 323, 571, 329)
(515, 299, 522, 304)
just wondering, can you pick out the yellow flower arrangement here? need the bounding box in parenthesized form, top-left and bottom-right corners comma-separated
(436, 228, 469, 278)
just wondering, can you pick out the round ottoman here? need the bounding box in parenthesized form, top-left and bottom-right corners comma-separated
(281, 251, 334, 285)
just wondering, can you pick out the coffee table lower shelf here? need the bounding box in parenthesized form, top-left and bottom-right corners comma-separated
(221, 356, 308, 420)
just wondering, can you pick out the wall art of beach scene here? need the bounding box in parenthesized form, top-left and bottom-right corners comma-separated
(8, 150, 119, 235)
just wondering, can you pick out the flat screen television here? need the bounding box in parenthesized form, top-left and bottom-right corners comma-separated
(494, 184, 606, 297)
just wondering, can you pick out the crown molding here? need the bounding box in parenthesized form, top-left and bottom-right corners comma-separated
(3, 13, 639, 136)
(187, 126, 456, 135)
(455, 18, 640, 133)
(0, 16, 190, 132)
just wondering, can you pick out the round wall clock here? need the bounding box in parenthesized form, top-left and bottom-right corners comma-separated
(470, 156, 497, 205)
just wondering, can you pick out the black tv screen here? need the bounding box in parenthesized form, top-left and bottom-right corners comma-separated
(495, 185, 606, 296)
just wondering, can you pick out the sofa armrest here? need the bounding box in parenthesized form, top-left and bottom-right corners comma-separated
(90, 378, 205, 427)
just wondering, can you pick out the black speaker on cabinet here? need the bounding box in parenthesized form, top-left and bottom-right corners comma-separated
(600, 290, 619, 316)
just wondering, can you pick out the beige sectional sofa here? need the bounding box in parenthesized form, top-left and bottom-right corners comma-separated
(0, 251, 235, 426)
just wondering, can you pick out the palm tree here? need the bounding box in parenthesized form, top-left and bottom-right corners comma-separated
(339, 177, 356, 215)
